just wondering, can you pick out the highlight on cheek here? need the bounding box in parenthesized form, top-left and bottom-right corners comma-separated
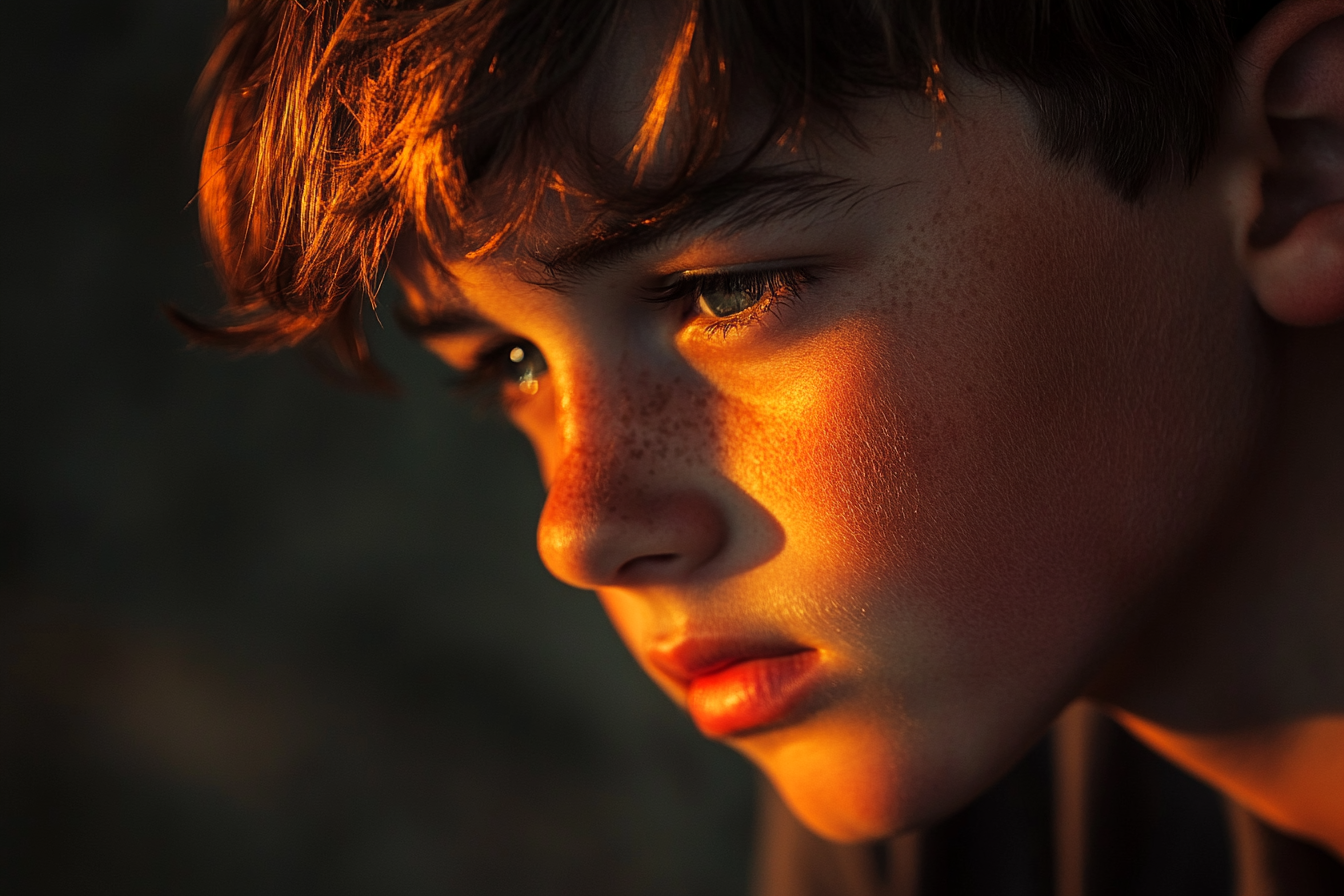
(707, 323, 919, 574)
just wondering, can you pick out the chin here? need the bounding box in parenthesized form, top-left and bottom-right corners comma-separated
(742, 704, 1046, 844)
(741, 715, 944, 843)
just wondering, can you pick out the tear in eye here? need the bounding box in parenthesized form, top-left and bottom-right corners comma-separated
(506, 342, 546, 394)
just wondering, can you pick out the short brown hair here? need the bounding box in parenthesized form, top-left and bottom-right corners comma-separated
(183, 0, 1270, 382)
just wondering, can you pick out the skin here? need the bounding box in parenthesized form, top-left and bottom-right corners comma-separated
(397, 0, 1344, 855)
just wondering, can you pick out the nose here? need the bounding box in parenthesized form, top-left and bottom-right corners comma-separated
(536, 441, 731, 590)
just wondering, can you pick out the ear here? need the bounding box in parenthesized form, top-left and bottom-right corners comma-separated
(1235, 1, 1344, 326)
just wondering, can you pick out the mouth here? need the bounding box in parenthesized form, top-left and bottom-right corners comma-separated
(649, 639, 823, 738)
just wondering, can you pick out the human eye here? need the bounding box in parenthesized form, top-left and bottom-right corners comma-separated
(646, 266, 815, 337)
(456, 337, 548, 406)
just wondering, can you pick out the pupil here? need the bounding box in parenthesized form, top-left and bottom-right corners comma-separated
(700, 286, 757, 318)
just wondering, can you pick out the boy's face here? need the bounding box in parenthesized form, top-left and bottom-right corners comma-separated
(398, 56, 1271, 839)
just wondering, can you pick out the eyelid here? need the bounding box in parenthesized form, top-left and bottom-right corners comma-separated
(422, 332, 497, 376)
(641, 259, 822, 308)
(656, 256, 828, 285)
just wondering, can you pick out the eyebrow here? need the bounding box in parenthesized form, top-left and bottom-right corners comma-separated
(394, 301, 488, 339)
(397, 170, 903, 336)
(529, 171, 900, 288)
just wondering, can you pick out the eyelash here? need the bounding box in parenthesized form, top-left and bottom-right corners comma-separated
(644, 266, 815, 337)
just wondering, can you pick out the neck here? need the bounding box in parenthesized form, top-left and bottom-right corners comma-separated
(1088, 322, 1344, 859)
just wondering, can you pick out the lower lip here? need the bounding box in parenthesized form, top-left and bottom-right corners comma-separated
(686, 650, 822, 738)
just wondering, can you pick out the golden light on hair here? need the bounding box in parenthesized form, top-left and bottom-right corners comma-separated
(180, 0, 1236, 386)
(629, 4, 700, 185)
(924, 59, 947, 152)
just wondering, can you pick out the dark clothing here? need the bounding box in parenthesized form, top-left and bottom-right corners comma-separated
(753, 705, 1344, 896)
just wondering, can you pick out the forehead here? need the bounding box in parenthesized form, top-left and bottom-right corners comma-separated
(437, 2, 849, 272)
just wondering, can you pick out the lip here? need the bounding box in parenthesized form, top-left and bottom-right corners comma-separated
(649, 639, 822, 738)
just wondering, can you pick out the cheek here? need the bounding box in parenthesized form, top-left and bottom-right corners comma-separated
(716, 178, 1254, 695)
(705, 190, 1259, 839)
(714, 331, 918, 581)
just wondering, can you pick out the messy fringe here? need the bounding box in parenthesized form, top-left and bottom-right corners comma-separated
(182, 0, 1235, 385)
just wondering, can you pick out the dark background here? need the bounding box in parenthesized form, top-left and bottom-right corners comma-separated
(0, 2, 755, 893)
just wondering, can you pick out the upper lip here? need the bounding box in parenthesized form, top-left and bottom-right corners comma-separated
(648, 636, 812, 684)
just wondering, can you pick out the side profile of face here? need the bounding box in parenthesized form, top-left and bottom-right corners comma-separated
(396, 26, 1275, 840)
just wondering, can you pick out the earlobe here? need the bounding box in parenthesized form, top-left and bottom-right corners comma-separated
(1237, 4, 1344, 325)
(1251, 205, 1344, 326)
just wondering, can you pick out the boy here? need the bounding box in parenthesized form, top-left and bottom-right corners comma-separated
(187, 0, 1344, 891)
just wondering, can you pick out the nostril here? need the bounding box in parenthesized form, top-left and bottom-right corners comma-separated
(616, 552, 679, 579)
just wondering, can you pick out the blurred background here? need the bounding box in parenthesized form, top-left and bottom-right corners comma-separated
(0, 2, 755, 893)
